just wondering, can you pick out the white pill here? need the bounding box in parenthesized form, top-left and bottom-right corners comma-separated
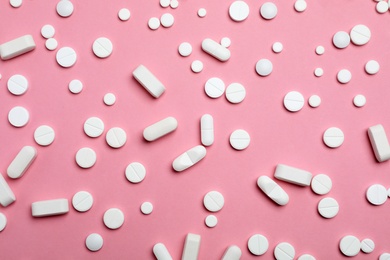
(308, 95, 321, 108)
(220, 37, 231, 48)
(260, 2, 277, 19)
(118, 8, 130, 21)
(41, 25, 55, 39)
(333, 31, 350, 49)
(353, 94, 366, 107)
(106, 127, 127, 148)
(68, 79, 83, 94)
(294, 0, 307, 12)
(311, 174, 332, 195)
(248, 234, 269, 256)
(7, 146, 37, 179)
(315, 45, 325, 55)
(7, 74, 28, 95)
(314, 68, 323, 77)
(337, 69, 351, 84)
(229, 1, 250, 22)
(56, 47, 77, 68)
(203, 191, 224, 212)
(221, 245, 242, 260)
(318, 197, 339, 218)
(340, 235, 360, 257)
(366, 184, 388, 205)
(141, 202, 153, 215)
(274, 242, 295, 260)
(350, 24, 371, 46)
(172, 145, 206, 172)
(10, 0, 22, 8)
(284, 91, 304, 112)
(226, 83, 246, 104)
(72, 191, 93, 212)
(8, 106, 29, 127)
(361, 238, 375, 254)
(257, 175, 289, 206)
(255, 59, 273, 76)
(170, 0, 179, 9)
(160, 0, 170, 8)
(143, 117, 178, 141)
(323, 127, 344, 148)
(132, 64, 165, 98)
(380, 253, 390, 260)
(160, 13, 174, 28)
(274, 164, 313, 186)
(31, 198, 69, 217)
(86, 233, 103, 252)
(365, 60, 380, 75)
(103, 208, 124, 229)
(368, 124, 390, 162)
(93, 37, 113, 58)
(298, 254, 316, 260)
(153, 243, 173, 260)
(75, 147, 96, 169)
(182, 233, 201, 260)
(198, 8, 207, 17)
(45, 38, 58, 51)
(34, 125, 55, 146)
(0, 213, 6, 232)
(205, 77, 225, 98)
(388, 188, 390, 198)
(272, 42, 283, 53)
(56, 0, 74, 17)
(376, 1, 388, 13)
(205, 215, 217, 228)
(201, 38, 231, 62)
(84, 117, 104, 138)
(103, 93, 116, 106)
(0, 173, 16, 207)
(125, 162, 146, 183)
(148, 17, 160, 30)
(201, 114, 214, 146)
(191, 60, 203, 73)
(178, 42, 192, 57)
(230, 129, 250, 150)
(0, 34, 36, 60)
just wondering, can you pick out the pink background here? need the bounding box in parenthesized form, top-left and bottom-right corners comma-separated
(1, 0, 390, 259)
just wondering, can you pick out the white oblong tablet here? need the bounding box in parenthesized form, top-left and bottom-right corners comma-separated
(0, 213, 7, 232)
(8, 106, 29, 127)
(368, 124, 390, 162)
(125, 162, 146, 183)
(274, 164, 313, 186)
(178, 42, 192, 57)
(72, 191, 93, 212)
(10, 0, 22, 8)
(153, 243, 173, 260)
(56, 47, 77, 68)
(284, 91, 304, 112)
(230, 129, 250, 150)
(7, 146, 37, 179)
(361, 238, 375, 254)
(41, 25, 55, 39)
(69, 79, 83, 94)
(34, 125, 55, 146)
(106, 127, 127, 148)
(148, 17, 160, 30)
(314, 68, 323, 77)
(201, 114, 214, 146)
(220, 37, 231, 48)
(132, 65, 165, 98)
(118, 8, 130, 21)
(172, 145, 207, 172)
(31, 198, 69, 217)
(56, 0, 74, 17)
(248, 234, 269, 256)
(337, 69, 352, 84)
(333, 31, 350, 49)
(340, 235, 360, 257)
(201, 38, 231, 62)
(323, 127, 344, 148)
(376, 1, 388, 13)
(93, 37, 113, 59)
(318, 197, 339, 218)
(86, 233, 103, 252)
(294, 0, 307, 12)
(75, 147, 96, 169)
(255, 59, 273, 76)
(0, 173, 16, 207)
(103, 93, 116, 106)
(260, 2, 277, 20)
(226, 83, 246, 104)
(143, 117, 178, 141)
(141, 202, 153, 215)
(221, 245, 242, 260)
(366, 184, 388, 205)
(203, 191, 224, 212)
(311, 174, 332, 195)
(45, 38, 58, 51)
(365, 60, 380, 75)
(308, 95, 321, 108)
(103, 208, 124, 229)
(191, 60, 203, 73)
(350, 24, 371, 46)
(274, 242, 295, 260)
(257, 175, 289, 206)
(205, 77, 225, 98)
(84, 117, 104, 138)
(353, 94, 366, 108)
(205, 215, 218, 228)
(198, 8, 207, 17)
(272, 42, 283, 53)
(298, 254, 316, 260)
(160, 13, 174, 28)
(229, 1, 249, 22)
(315, 45, 325, 55)
(8, 74, 28, 95)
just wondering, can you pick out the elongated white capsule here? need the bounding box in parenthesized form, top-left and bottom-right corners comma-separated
(201, 114, 214, 146)
(143, 117, 178, 141)
(201, 38, 230, 62)
(173, 145, 206, 172)
(7, 146, 37, 179)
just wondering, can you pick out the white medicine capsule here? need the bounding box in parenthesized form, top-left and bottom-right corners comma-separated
(153, 243, 173, 260)
(143, 117, 178, 141)
(257, 175, 289, 206)
(201, 38, 231, 62)
(7, 146, 37, 179)
(221, 245, 242, 260)
(172, 145, 206, 172)
(200, 114, 214, 146)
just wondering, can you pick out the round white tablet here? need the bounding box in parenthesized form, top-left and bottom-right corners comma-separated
(272, 42, 283, 53)
(260, 2, 277, 19)
(178, 42, 192, 57)
(311, 174, 332, 195)
(205, 215, 218, 228)
(314, 68, 323, 77)
(226, 83, 246, 104)
(318, 197, 339, 218)
(203, 191, 224, 212)
(45, 38, 58, 51)
(86, 233, 103, 252)
(365, 60, 380, 75)
(56, 0, 74, 17)
(7, 74, 28, 95)
(205, 77, 225, 98)
(75, 147, 96, 169)
(255, 59, 273, 76)
(198, 8, 207, 17)
(72, 191, 93, 212)
(333, 31, 350, 49)
(141, 202, 153, 215)
(353, 94, 366, 108)
(191, 60, 203, 73)
(308, 95, 321, 108)
(170, 0, 179, 9)
(160, 0, 170, 8)
(103, 93, 116, 106)
(103, 208, 124, 229)
(0, 213, 7, 232)
(8, 106, 29, 127)
(323, 127, 344, 148)
(10, 0, 22, 8)
(366, 184, 388, 206)
(118, 8, 130, 21)
(315, 45, 325, 55)
(294, 0, 307, 12)
(229, 1, 250, 22)
(380, 253, 390, 260)
(84, 117, 104, 138)
(148, 17, 160, 30)
(93, 37, 113, 58)
(248, 234, 269, 256)
(340, 235, 360, 257)
(297, 254, 316, 260)
(230, 129, 250, 150)
(125, 162, 146, 183)
(337, 69, 352, 84)
(350, 25, 371, 46)
(284, 91, 304, 112)
(221, 37, 231, 48)
(34, 125, 55, 146)
(361, 238, 375, 254)
(376, 1, 388, 13)
(41, 24, 55, 39)
(160, 13, 174, 28)
(69, 79, 83, 94)
(56, 47, 77, 68)
(106, 127, 127, 148)
(274, 242, 295, 260)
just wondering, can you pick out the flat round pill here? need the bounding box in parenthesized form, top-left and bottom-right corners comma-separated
(205, 77, 225, 98)
(160, 13, 174, 28)
(284, 91, 304, 112)
(380, 253, 390, 260)
(84, 117, 104, 138)
(337, 69, 351, 84)
(220, 37, 231, 48)
(255, 59, 273, 76)
(248, 234, 269, 256)
(178, 42, 192, 57)
(34, 125, 55, 146)
(323, 127, 344, 148)
(298, 254, 316, 260)
(72, 191, 93, 212)
(56, 0, 74, 17)
(260, 2, 277, 19)
(353, 94, 366, 108)
(229, 1, 250, 22)
(376, 1, 388, 13)
(125, 162, 146, 183)
(272, 42, 283, 53)
(106, 127, 127, 148)
(103, 93, 116, 106)
(118, 8, 130, 21)
(10, 0, 22, 8)
(93, 37, 113, 58)
(366, 184, 388, 205)
(294, 0, 307, 12)
(7, 74, 28, 95)
(315, 45, 325, 55)
(205, 215, 218, 228)
(230, 129, 250, 150)
(148, 17, 160, 30)
(140, 202, 153, 215)
(0, 213, 7, 232)
(198, 8, 207, 17)
(191, 60, 203, 73)
(314, 68, 323, 77)
(318, 197, 339, 218)
(203, 191, 224, 212)
(76, 147, 96, 169)
(340, 235, 360, 257)
(86, 233, 103, 252)
(361, 238, 375, 254)
(333, 31, 350, 49)
(274, 242, 295, 260)
(41, 25, 55, 39)
(226, 83, 246, 104)
(45, 38, 58, 51)
(311, 174, 332, 195)
(170, 0, 179, 9)
(103, 208, 124, 229)
(350, 25, 371, 45)
(56, 47, 77, 68)
(365, 60, 380, 75)
(160, 0, 170, 8)
(308, 95, 321, 108)
(8, 106, 29, 127)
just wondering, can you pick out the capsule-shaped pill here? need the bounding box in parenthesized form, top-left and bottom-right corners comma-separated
(173, 145, 206, 172)
(153, 243, 173, 260)
(201, 114, 214, 146)
(257, 175, 289, 206)
(221, 245, 242, 260)
(143, 117, 178, 141)
(201, 38, 231, 62)
(7, 146, 37, 179)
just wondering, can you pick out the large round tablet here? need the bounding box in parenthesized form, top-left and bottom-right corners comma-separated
(56, 47, 77, 68)
(260, 2, 277, 19)
(366, 184, 388, 205)
(7, 74, 28, 95)
(318, 197, 339, 218)
(56, 0, 74, 17)
(203, 191, 224, 212)
(255, 59, 273, 76)
(297, 254, 316, 260)
(93, 37, 113, 58)
(72, 191, 93, 212)
(248, 234, 269, 256)
(230, 129, 250, 150)
(106, 127, 127, 148)
(225, 83, 246, 104)
(284, 91, 304, 112)
(229, 1, 250, 22)
(333, 31, 350, 49)
(45, 38, 58, 51)
(125, 162, 146, 183)
(323, 127, 344, 148)
(350, 24, 371, 46)
(337, 69, 352, 84)
(84, 117, 105, 138)
(160, 13, 174, 27)
(34, 125, 55, 146)
(311, 174, 332, 195)
(340, 235, 360, 257)
(8, 106, 29, 127)
(75, 147, 96, 168)
(85, 233, 103, 252)
(274, 242, 295, 260)
(103, 208, 124, 229)
(148, 17, 160, 30)
(205, 77, 225, 98)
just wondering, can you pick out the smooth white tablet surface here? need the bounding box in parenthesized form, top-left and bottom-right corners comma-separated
(366, 184, 388, 205)
(170, 0, 178, 9)
(360, 238, 375, 254)
(143, 117, 178, 141)
(125, 162, 146, 183)
(257, 175, 289, 206)
(274, 242, 295, 260)
(8, 106, 29, 127)
(323, 127, 344, 148)
(314, 68, 323, 77)
(368, 124, 390, 162)
(226, 83, 246, 104)
(34, 125, 55, 146)
(376, 1, 388, 13)
(41, 25, 55, 39)
(7, 146, 37, 179)
(84, 117, 104, 138)
(45, 38, 58, 51)
(118, 8, 130, 21)
(340, 235, 360, 257)
(274, 164, 312, 186)
(103, 93, 116, 106)
(69, 79, 83, 94)
(201, 38, 231, 61)
(333, 31, 350, 49)
(284, 91, 304, 112)
(350, 24, 371, 45)
(318, 197, 339, 218)
(220, 37, 231, 48)
(229, 1, 250, 22)
(160, 0, 170, 8)
(203, 191, 224, 212)
(337, 69, 352, 83)
(75, 147, 96, 169)
(365, 60, 380, 75)
(0, 173, 16, 207)
(178, 42, 192, 57)
(205, 215, 217, 228)
(7, 74, 28, 95)
(106, 127, 127, 148)
(255, 59, 273, 76)
(230, 129, 250, 150)
(315, 45, 325, 55)
(198, 8, 207, 17)
(103, 208, 124, 229)
(205, 77, 225, 98)
(221, 245, 242, 260)
(294, 0, 307, 12)
(132, 65, 166, 98)
(10, 0, 22, 8)
(140, 202, 153, 215)
(201, 114, 214, 146)
(248, 234, 269, 256)
(311, 174, 332, 195)
(272, 42, 283, 53)
(93, 37, 113, 58)
(298, 254, 316, 260)
(153, 243, 173, 260)
(380, 253, 390, 260)
(148, 17, 160, 30)
(308, 95, 321, 108)
(0, 213, 6, 232)
(172, 145, 206, 172)
(191, 60, 203, 73)
(56, 47, 77, 68)
(56, 0, 74, 17)
(260, 2, 277, 19)
(160, 13, 174, 28)
(31, 198, 69, 217)
(72, 191, 93, 212)
(86, 233, 103, 252)
(353, 94, 366, 108)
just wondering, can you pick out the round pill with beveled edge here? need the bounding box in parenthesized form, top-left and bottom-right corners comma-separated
(72, 191, 93, 212)
(230, 129, 250, 150)
(226, 83, 246, 104)
(311, 174, 332, 195)
(323, 127, 344, 148)
(103, 208, 124, 229)
(106, 127, 127, 148)
(8, 106, 29, 127)
(203, 191, 224, 212)
(340, 235, 360, 257)
(8, 74, 28, 95)
(248, 234, 269, 256)
(361, 238, 375, 254)
(75, 147, 96, 169)
(125, 162, 146, 183)
(93, 37, 113, 58)
(284, 91, 304, 112)
(274, 242, 295, 260)
(86, 233, 103, 252)
(205, 215, 218, 228)
(205, 77, 225, 98)
(366, 184, 388, 205)
(84, 117, 104, 138)
(318, 197, 339, 218)
(34, 125, 55, 146)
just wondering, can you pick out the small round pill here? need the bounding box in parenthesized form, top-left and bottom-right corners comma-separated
(148, 17, 160, 30)
(84, 117, 104, 138)
(103, 93, 116, 106)
(361, 238, 375, 254)
(41, 24, 55, 39)
(318, 197, 339, 218)
(337, 69, 352, 84)
(353, 94, 366, 108)
(323, 127, 344, 148)
(308, 95, 321, 108)
(160, 0, 170, 8)
(274, 242, 295, 260)
(69, 79, 83, 94)
(248, 234, 269, 256)
(7, 74, 28, 95)
(284, 91, 304, 112)
(75, 147, 96, 169)
(103, 208, 124, 229)
(333, 31, 350, 49)
(260, 2, 278, 20)
(340, 235, 360, 257)
(366, 184, 388, 206)
(365, 60, 380, 75)
(10, 0, 22, 8)
(8, 106, 29, 127)
(203, 191, 224, 212)
(141, 202, 153, 215)
(205, 77, 225, 98)
(93, 37, 113, 59)
(170, 0, 179, 9)
(198, 8, 207, 17)
(34, 125, 55, 146)
(205, 215, 218, 228)
(56, 0, 74, 17)
(125, 162, 146, 183)
(376, 1, 388, 13)
(220, 37, 231, 48)
(311, 174, 332, 195)
(294, 0, 307, 12)
(118, 8, 130, 21)
(178, 42, 192, 57)
(106, 127, 127, 148)
(45, 38, 58, 51)
(56, 47, 77, 68)
(272, 42, 283, 53)
(160, 13, 174, 28)
(230, 129, 250, 150)
(85, 233, 103, 252)
(72, 191, 93, 212)
(0, 213, 7, 232)
(255, 59, 273, 76)
(191, 60, 203, 73)
(314, 68, 323, 77)
(315, 45, 325, 55)
(225, 83, 246, 104)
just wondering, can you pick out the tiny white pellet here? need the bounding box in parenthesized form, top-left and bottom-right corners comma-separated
(365, 60, 380, 75)
(41, 25, 55, 39)
(366, 184, 388, 206)
(333, 31, 350, 49)
(93, 37, 113, 59)
(103, 208, 124, 229)
(298, 254, 316, 260)
(141, 202, 153, 215)
(34, 125, 55, 146)
(220, 37, 231, 48)
(69, 79, 83, 94)
(86, 233, 103, 252)
(178, 42, 192, 57)
(315, 46, 325, 55)
(203, 191, 224, 212)
(56, 47, 77, 68)
(318, 197, 339, 218)
(361, 238, 375, 254)
(353, 94, 366, 108)
(229, 1, 250, 22)
(340, 235, 360, 257)
(205, 215, 218, 228)
(148, 17, 160, 30)
(308, 95, 321, 108)
(376, 1, 388, 13)
(198, 8, 207, 17)
(160, 13, 174, 28)
(45, 38, 58, 51)
(294, 0, 307, 12)
(103, 93, 116, 106)
(380, 253, 390, 260)
(125, 162, 146, 183)
(255, 59, 273, 76)
(350, 25, 371, 46)
(10, 0, 22, 8)
(323, 127, 344, 148)
(274, 242, 295, 260)
(191, 60, 203, 73)
(248, 234, 269, 256)
(106, 127, 127, 148)
(8, 106, 29, 127)
(0, 213, 6, 232)
(170, 0, 179, 9)
(56, 0, 74, 17)
(160, 0, 170, 8)
(7, 74, 28, 95)
(260, 2, 278, 19)
(75, 147, 96, 169)
(337, 69, 352, 84)
(225, 83, 246, 104)
(272, 42, 283, 53)
(311, 174, 332, 195)
(230, 129, 250, 150)
(84, 117, 104, 138)
(118, 8, 130, 21)
(314, 68, 323, 77)
(284, 91, 304, 112)
(72, 191, 93, 212)
(205, 77, 225, 98)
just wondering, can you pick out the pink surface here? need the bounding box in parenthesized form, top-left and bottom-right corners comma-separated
(1, 0, 390, 259)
